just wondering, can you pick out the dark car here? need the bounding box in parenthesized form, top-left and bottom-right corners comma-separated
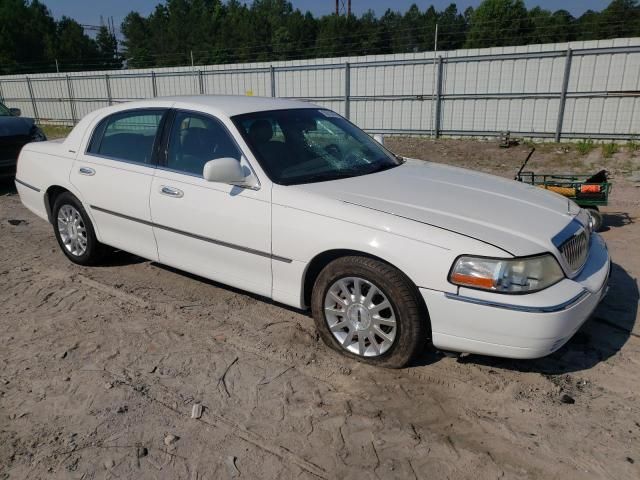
(0, 102, 46, 178)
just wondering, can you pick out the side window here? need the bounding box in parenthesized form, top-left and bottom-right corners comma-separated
(166, 112, 241, 176)
(88, 110, 164, 165)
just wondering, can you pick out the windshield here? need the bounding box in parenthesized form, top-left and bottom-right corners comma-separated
(232, 108, 401, 185)
(0, 103, 10, 116)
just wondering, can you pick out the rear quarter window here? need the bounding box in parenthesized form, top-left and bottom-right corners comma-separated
(88, 109, 165, 165)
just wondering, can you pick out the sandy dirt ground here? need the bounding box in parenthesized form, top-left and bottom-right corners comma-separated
(1, 138, 639, 480)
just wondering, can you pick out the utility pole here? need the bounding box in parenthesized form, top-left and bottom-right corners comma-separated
(431, 23, 438, 139)
(335, 0, 351, 16)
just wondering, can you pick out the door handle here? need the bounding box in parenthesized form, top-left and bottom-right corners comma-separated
(79, 167, 95, 176)
(160, 185, 184, 198)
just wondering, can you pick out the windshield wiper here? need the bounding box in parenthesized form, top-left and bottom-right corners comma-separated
(365, 162, 400, 175)
(292, 170, 362, 184)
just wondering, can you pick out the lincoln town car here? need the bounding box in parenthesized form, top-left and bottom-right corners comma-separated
(15, 96, 610, 368)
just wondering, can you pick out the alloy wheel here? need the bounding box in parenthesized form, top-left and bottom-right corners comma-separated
(323, 276, 397, 357)
(57, 204, 88, 256)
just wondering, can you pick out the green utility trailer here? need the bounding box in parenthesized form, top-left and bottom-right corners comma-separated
(514, 149, 612, 231)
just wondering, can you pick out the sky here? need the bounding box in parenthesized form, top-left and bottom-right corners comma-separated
(45, 0, 611, 30)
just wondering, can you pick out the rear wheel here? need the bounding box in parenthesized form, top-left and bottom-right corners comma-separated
(52, 192, 106, 265)
(311, 256, 427, 368)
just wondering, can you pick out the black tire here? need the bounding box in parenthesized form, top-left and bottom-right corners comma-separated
(311, 256, 427, 368)
(586, 207, 603, 232)
(52, 191, 106, 265)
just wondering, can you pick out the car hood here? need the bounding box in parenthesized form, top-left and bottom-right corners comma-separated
(0, 116, 34, 137)
(293, 159, 584, 257)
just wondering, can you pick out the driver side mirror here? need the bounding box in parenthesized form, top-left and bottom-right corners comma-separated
(9, 108, 21, 117)
(203, 157, 249, 186)
(373, 134, 385, 145)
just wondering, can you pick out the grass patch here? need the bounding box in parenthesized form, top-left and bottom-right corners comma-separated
(40, 124, 73, 140)
(602, 142, 619, 158)
(576, 139, 594, 155)
(627, 137, 639, 152)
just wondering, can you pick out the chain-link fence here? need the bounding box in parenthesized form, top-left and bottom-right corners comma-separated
(0, 38, 639, 140)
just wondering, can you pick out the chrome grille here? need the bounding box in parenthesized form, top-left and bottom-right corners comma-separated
(559, 229, 589, 273)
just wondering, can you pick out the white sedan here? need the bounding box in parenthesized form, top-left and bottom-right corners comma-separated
(15, 96, 610, 368)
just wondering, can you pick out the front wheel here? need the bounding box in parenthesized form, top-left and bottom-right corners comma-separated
(52, 192, 106, 265)
(311, 256, 427, 368)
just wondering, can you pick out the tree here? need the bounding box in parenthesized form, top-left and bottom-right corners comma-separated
(465, 0, 533, 48)
(0, 0, 56, 73)
(1, 0, 633, 75)
(437, 4, 468, 50)
(54, 17, 99, 70)
(597, 0, 640, 38)
(121, 12, 153, 68)
(528, 7, 575, 44)
(95, 26, 122, 70)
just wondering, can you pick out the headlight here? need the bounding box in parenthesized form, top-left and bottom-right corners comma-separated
(30, 125, 47, 142)
(585, 210, 595, 233)
(449, 254, 564, 293)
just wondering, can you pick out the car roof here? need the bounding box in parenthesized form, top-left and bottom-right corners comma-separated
(63, 95, 323, 152)
(153, 95, 319, 117)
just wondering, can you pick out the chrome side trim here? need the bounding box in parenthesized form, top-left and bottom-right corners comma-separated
(90, 205, 292, 263)
(15, 178, 40, 192)
(443, 289, 589, 313)
(85, 152, 156, 168)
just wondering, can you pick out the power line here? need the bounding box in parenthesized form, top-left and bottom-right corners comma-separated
(2, 26, 629, 76)
(1, 12, 636, 74)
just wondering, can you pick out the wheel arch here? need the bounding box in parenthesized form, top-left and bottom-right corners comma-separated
(44, 185, 72, 223)
(301, 248, 431, 333)
(43, 185, 100, 241)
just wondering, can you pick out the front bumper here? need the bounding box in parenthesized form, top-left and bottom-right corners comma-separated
(423, 233, 610, 359)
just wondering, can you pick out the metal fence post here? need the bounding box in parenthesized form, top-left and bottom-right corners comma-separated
(66, 75, 77, 124)
(434, 56, 444, 138)
(151, 72, 158, 97)
(25, 77, 40, 123)
(105, 74, 113, 106)
(198, 70, 204, 94)
(555, 48, 573, 143)
(344, 62, 351, 119)
(270, 65, 276, 97)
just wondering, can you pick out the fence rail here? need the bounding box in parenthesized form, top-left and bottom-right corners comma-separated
(1, 39, 639, 140)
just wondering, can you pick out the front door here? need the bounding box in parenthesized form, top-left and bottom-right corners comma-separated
(149, 110, 272, 297)
(70, 108, 167, 261)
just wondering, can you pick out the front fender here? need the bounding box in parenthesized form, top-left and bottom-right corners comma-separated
(270, 193, 507, 308)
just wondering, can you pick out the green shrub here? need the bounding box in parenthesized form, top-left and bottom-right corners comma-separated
(602, 142, 619, 158)
(576, 139, 594, 155)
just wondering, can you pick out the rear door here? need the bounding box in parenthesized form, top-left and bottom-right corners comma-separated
(149, 109, 272, 297)
(70, 108, 168, 260)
